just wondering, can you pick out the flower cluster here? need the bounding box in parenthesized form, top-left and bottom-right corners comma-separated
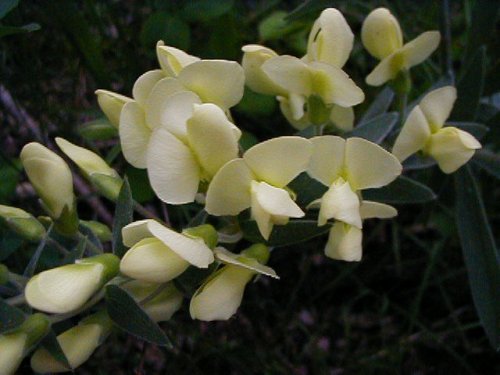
(0, 6, 483, 374)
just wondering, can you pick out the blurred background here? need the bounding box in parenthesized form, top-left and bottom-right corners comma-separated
(0, 0, 499, 373)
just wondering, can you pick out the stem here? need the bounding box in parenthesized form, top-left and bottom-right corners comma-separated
(397, 92, 408, 127)
(77, 232, 102, 255)
(8, 272, 28, 290)
(133, 201, 160, 221)
(47, 238, 70, 256)
(5, 293, 26, 306)
(442, 0, 455, 84)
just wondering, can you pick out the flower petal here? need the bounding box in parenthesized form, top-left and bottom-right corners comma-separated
(132, 70, 165, 107)
(25, 264, 103, 314)
(119, 102, 151, 168)
(325, 222, 363, 261)
(120, 238, 190, 283)
(251, 181, 304, 218)
(308, 135, 345, 186)
(147, 220, 214, 268)
(306, 8, 354, 68)
(205, 159, 254, 216)
(214, 247, 279, 278)
(418, 86, 456, 131)
(392, 105, 431, 162)
(147, 128, 200, 204)
(122, 219, 156, 247)
(365, 53, 401, 86)
(426, 127, 481, 174)
(178, 60, 245, 109)
(402, 31, 441, 69)
(147, 90, 201, 140)
(309, 62, 365, 107)
(318, 179, 361, 228)
(189, 265, 254, 321)
(360, 201, 397, 219)
(261, 55, 312, 96)
(243, 136, 313, 188)
(95, 90, 133, 128)
(241, 44, 286, 95)
(278, 96, 310, 130)
(187, 103, 240, 178)
(156, 42, 199, 76)
(329, 105, 354, 131)
(361, 7, 403, 60)
(345, 137, 402, 190)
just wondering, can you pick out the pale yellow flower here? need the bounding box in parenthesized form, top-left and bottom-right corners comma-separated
(119, 220, 215, 283)
(190, 245, 278, 321)
(392, 86, 481, 173)
(205, 136, 312, 240)
(362, 7, 440, 86)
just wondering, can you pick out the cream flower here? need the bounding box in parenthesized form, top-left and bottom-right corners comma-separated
(308, 136, 401, 261)
(0, 205, 46, 242)
(205, 136, 313, 240)
(31, 312, 111, 373)
(241, 8, 360, 131)
(190, 244, 278, 321)
(122, 281, 183, 322)
(0, 314, 50, 375)
(392, 86, 481, 173)
(55, 137, 123, 201)
(145, 101, 241, 203)
(362, 7, 440, 86)
(20, 143, 75, 221)
(25, 254, 119, 314)
(119, 220, 215, 283)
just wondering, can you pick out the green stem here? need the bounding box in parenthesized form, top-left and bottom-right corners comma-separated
(5, 293, 26, 306)
(133, 201, 160, 221)
(77, 232, 102, 255)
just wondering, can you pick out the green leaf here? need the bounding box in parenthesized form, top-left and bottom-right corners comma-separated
(463, 0, 499, 66)
(258, 11, 303, 41)
(289, 172, 327, 207)
(0, 230, 23, 261)
(78, 118, 118, 141)
(241, 219, 330, 247)
(39, 329, 71, 370)
(473, 149, 500, 180)
(0, 22, 40, 38)
(174, 263, 217, 297)
(0, 0, 19, 19)
(112, 178, 133, 258)
(23, 225, 52, 277)
(105, 285, 172, 347)
(363, 176, 437, 204)
(140, 12, 190, 50)
(453, 47, 486, 121)
(447, 121, 489, 140)
(454, 165, 500, 350)
(347, 112, 399, 144)
(181, 0, 234, 22)
(0, 299, 25, 334)
(239, 131, 259, 152)
(359, 87, 395, 123)
(402, 154, 436, 171)
(235, 87, 277, 117)
(125, 167, 155, 204)
(0, 161, 20, 203)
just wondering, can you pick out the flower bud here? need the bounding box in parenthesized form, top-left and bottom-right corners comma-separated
(80, 220, 112, 242)
(31, 311, 111, 373)
(324, 221, 363, 261)
(95, 89, 132, 128)
(25, 254, 119, 314)
(189, 246, 277, 321)
(361, 8, 402, 60)
(122, 280, 183, 322)
(0, 205, 46, 242)
(20, 143, 77, 233)
(56, 137, 123, 201)
(0, 313, 50, 375)
(241, 45, 286, 96)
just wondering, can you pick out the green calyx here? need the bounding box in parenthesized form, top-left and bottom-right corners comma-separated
(242, 243, 270, 265)
(19, 313, 51, 348)
(308, 94, 331, 126)
(79, 253, 120, 283)
(183, 224, 218, 249)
